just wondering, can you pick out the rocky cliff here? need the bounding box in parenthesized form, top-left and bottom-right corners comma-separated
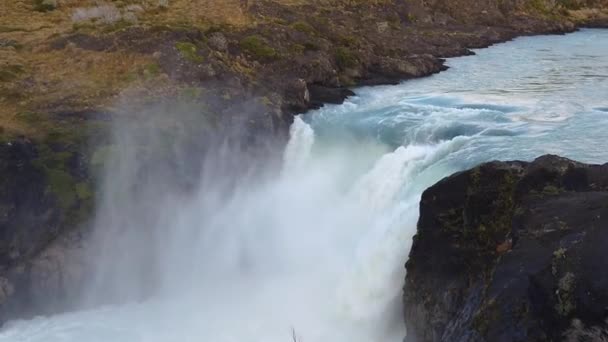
(404, 155, 608, 342)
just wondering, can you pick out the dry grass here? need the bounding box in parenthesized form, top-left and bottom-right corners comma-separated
(1, 0, 606, 138)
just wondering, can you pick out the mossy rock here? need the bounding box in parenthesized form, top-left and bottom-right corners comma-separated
(46, 168, 77, 209)
(175, 42, 204, 63)
(239, 35, 277, 60)
(75, 182, 93, 200)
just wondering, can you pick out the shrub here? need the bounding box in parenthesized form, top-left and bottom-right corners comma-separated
(289, 44, 305, 54)
(240, 35, 277, 60)
(291, 21, 315, 34)
(33, 0, 57, 12)
(303, 41, 320, 51)
(557, 0, 582, 10)
(335, 47, 357, 69)
(175, 42, 204, 63)
(143, 63, 161, 78)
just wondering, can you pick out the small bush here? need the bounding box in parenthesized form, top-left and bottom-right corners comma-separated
(143, 63, 161, 78)
(557, 0, 582, 10)
(175, 42, 204, 63)
(291, 21, 315, 34)
(240, 35, 277, 60)
(33, 0, 57, 12)
(527, 0, 549, 13)
(303, 41, 320, 51)
(289, 44, 305, 54)
(335, 47, 357, 69)
(339, 35, 358, 47)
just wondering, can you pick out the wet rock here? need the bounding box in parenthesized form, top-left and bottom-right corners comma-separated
(0, 139, 89, 323)
(307, 84, 355, 109)
(282, 78, 310, 113)
(404, 155, 608, 342)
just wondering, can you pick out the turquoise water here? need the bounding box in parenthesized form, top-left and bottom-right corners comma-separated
(308, 29, 608, 169)
(0, 29, 606, 342)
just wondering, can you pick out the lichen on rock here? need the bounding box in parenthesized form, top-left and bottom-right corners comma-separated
(404, 155, 608, 342)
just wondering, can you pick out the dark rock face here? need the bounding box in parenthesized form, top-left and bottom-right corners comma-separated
(404, 155, 608, 342)
(0, 140, 87, 322)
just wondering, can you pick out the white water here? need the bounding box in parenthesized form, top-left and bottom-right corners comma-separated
(1, 29, 608, 342)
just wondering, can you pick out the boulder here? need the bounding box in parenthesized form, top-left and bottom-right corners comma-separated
(207, 32, 228, 52)
(404, 155, 608, 342)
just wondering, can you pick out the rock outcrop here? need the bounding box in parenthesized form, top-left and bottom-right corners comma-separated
(404, 155, 608, 342)
(0, 139, 90, 322)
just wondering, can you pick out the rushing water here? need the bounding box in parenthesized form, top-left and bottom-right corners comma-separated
(1, 29, 607, 342)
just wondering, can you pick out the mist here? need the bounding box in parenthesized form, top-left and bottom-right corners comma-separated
(56, 92, 443, 341)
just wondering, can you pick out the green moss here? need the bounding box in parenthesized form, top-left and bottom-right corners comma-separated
(542, 185, 562, 196)
(557, 0, 582, 9)
(258, 96, 273, 106)
(75, 182, 93, 200)
(291, 21, 316, 34)
(555, 272, 576, 316)
(175, 41, 204, 63)
(143, 63, 161, 78)
(527, 0, 551, 13)
(46, 168, 77, 209)
(339, 35, 358, 47)
(552, 247, 567, 275)
(335, 47, 357, 69)
(240, 35, 277, 60)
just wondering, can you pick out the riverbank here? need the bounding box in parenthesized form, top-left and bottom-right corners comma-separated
(0, 0, 608, 325)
